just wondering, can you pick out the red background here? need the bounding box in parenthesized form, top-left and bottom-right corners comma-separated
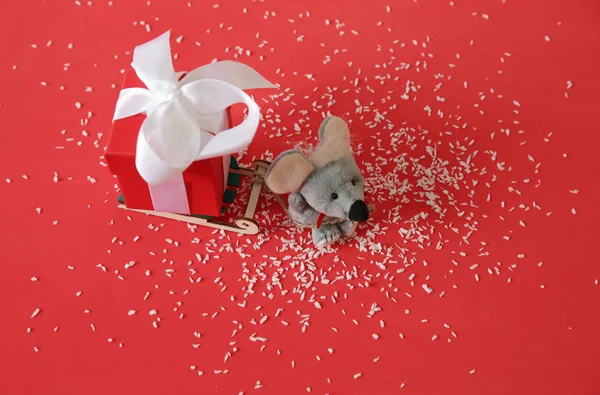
(1, 1, 599, 394)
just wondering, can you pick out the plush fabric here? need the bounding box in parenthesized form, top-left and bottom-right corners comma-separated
(267, 116, 369, 247)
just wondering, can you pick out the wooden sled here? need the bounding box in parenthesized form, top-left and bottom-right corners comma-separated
(117, 158, 270, 235)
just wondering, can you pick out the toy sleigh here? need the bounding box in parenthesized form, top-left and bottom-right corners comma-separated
(115, 158, 271, 235)
(104, 31, 277, 235)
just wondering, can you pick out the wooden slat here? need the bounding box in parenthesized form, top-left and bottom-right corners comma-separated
(244, 161, 268, 219)
(118, 204, 260, 234)
(116, 160, 271, 235)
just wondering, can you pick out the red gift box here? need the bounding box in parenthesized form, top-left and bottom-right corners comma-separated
(105, 71, 232, 217)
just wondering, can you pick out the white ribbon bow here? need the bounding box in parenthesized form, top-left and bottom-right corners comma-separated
(113, 30, 276, 186)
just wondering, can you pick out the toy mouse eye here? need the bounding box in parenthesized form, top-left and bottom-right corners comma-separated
(331, 193, 339, 200)
(351, 179, 357, 186)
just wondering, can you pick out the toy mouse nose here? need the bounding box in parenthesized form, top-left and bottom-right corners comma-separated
(349, 200, 369, 222)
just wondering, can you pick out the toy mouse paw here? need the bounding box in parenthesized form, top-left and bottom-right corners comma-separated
(312, 224, 341, 247)
(338, 220, 358, 238)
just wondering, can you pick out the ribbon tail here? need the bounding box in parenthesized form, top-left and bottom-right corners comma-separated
(180, 60, 277, 90)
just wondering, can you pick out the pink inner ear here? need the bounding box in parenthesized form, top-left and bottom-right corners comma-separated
(311, 118, 352, 168)
(265, 152, 315, 194)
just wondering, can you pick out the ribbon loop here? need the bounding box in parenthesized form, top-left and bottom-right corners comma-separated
(130, 30, 178, 93)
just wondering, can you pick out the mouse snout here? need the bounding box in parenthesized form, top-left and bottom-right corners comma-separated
(349, 200, 369, 222)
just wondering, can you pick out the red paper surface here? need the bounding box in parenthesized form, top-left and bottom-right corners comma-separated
(105, 72, 228, 217)
(1, 1, 600, 395)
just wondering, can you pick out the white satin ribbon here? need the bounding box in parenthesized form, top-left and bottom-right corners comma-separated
(112, 30, 275, 213)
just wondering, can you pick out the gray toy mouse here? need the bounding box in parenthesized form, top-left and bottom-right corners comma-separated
(265, 116, 370, 247)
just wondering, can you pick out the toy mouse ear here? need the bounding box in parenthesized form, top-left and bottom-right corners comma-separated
(318, 116, 350, 146)
(310, 116, 352, 168)
(265, 150, 315, 194)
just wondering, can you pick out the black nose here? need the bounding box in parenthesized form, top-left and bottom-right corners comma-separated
(349, 200, 369, 222)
